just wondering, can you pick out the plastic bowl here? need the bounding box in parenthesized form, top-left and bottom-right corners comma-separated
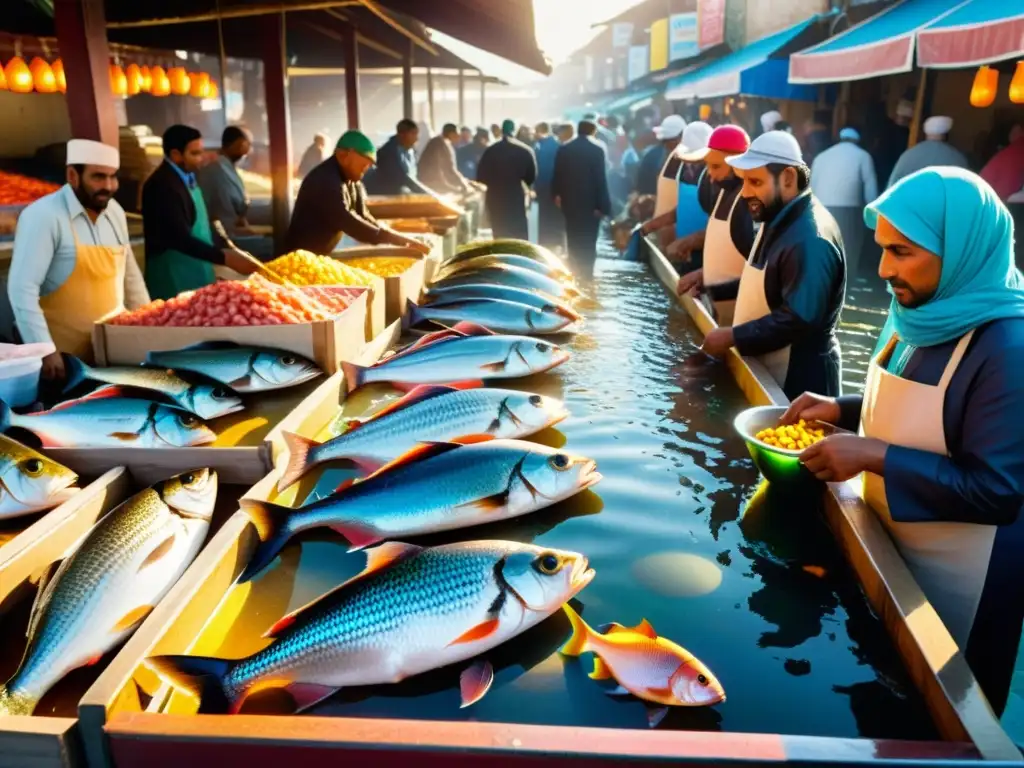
(733, 405, 840, 486)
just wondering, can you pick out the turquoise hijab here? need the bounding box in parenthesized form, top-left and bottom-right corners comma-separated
(865, 167, 1024, 364)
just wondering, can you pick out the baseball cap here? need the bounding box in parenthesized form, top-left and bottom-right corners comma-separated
(725, 130, 804, 171)
(681, 124, 750, 161)
(654, 114, 686, 140)
(675, 122, 713, 160)
(336, 130, 377, 163)
(501, 119, 516, 136)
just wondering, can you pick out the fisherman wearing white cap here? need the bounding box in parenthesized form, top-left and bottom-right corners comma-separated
(9, 139, 150, 378)
(810, 126, 878, 276)
(636, 115, 686, 220)
(759, 110, 783, 136)
(699, 131, 846, 401)
(887, 115, 968, 189)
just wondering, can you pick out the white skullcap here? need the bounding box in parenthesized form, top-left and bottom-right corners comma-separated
(839, 127, 860, 142)
(760, 110, 782, 132)
(66, 139, 120, 168)
(923, 116, 953, 136)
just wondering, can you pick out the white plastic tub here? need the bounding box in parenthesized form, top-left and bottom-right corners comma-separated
(0, 342, 53, 407)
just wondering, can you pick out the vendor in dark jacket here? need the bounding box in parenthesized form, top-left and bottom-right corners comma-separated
(285, 130, 430, 256)
(364, 119, 430, 196)
(781, 168, 1024, 716)
(700, 131, 846, 400)
(142, 124, 258, 300)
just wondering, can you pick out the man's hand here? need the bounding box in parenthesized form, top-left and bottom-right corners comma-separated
(223, 249, 260, 275)
(701, 327, 734, 358)
(41, 351, 65, 381)
(666, 233, 700, 262)
(799, 434, 888, 482)
(405, 238, 433, 256)
(780, 392, 841, 426)
(677, 268, 703, 296)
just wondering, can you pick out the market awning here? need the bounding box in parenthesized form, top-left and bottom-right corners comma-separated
(602, 87, 659, 113)
(916, 0, 1024, 68)
(666, 16, 821, 101)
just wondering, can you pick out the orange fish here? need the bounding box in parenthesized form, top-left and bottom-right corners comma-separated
(560, 604, 725, 728)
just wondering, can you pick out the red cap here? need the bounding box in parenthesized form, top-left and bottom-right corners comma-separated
(680, 124, 751, 161)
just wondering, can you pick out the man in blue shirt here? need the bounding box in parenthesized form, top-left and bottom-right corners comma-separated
(365, 119, 430, 195)
(533, 122, 563, 249)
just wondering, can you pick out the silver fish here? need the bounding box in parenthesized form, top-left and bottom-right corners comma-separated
(434, 253, 571, 281)
(448, 240, 568, 274)
(430, 264, 580, 300)
(0, 394, 216, 448)
(409, 297, 576, 335)
(148, 540, 595, 713)
(63, 355, 244, 420)
(0, 433, 78, 521)
(423, 283, 581, 321)
(0, 469, 218, 715)
(242, 437, 599, 578)
(145, 342, 322, 393)
(277, 385, 568, 490)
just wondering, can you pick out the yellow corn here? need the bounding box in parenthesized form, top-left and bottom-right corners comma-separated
(755, 422, 828, 451)
(340, 256, 419, 278)
(266, 251, 378, 286)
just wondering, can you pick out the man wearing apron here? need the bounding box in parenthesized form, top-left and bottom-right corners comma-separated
(142, 124, 258, 301)
(781, 167, 1024, 718)
(700, 131, 845, 400)
(8, 139, 150, 380)
(676, 125, 756, 326)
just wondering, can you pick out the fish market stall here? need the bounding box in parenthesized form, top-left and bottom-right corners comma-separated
(69, 241, 1020, 766)
(331, 246, 434, 326)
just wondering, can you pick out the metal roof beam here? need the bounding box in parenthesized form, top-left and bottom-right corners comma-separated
(106, 1, 362, 29)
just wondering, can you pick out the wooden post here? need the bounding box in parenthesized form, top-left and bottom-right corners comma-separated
(479, 71, 486, 126)
(457, 69, 465, 126)
(402, 39, 414, 119)
(261, 11, 293, 255)
(426, 66, 435, 130)
(341, 21, 360, 129)
(908, 68, 928, 148)
(53, 0, 119, 146)
(216, 0, 229, 129)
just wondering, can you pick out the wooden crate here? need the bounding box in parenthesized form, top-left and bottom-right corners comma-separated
(330, 246, 434, 326)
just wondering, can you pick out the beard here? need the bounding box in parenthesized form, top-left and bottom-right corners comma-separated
(745, 190, 785, 224)
(73, 181, 112, 213)
(888, 278, 935, 308)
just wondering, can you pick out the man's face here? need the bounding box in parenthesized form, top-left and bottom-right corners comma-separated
(172, 138, 205, 173)
(226, 136, 251, 163)
(336, 149, 374, 181)
(704, 149, 736, 183)
(739, 166, 793, 223)
(68, 164, 118, 212)
(875, 216, 941, 309)
(443, 129, 459, 143)
(398, 129, 418, 150)
(314, 135, 326, 150)
(460, 129, 472, 144)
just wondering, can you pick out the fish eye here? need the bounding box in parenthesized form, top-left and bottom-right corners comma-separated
(698, 674, 709, 686)
(21, 458, 44, 476)
(535, 342, 547, 351)
(548, 453, 570, 471)
(211, 387, 231, 399)
(534, 553, 560, 574)
(528, 394, 542, 406)
(178, 414, 199, 428)
(181, 472, 195, 485)
(280, 355, 297, 365)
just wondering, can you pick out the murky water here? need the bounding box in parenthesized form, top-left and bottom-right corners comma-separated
(201, 257, 934, 739)
(838, 261, 891, 395)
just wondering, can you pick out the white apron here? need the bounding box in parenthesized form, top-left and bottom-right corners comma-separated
(731, 226, 790, 385)
(654, 154, 678, 218)
(702, 190, 747, 326)
(861, 331, 995, 648)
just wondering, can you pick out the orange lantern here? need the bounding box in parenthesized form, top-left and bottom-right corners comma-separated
(125, 63, 143, 96)
(29, 57, 56, 93)
(0, 66, 7, 91)
(5, 57, 34, 94)
(140, 65, 152, 93)
(1010, 61, 1024, 105)
(969, 65, 999, 107)
(151, 65, 171, 96)
(189, 71, 210, 98)
(52, 58, 66, 93)
(209, 79, 219, 100)
(168, 66, 190, 95)
(109, 63, 128, 97)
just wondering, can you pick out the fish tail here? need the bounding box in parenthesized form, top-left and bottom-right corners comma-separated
(559, 603, 592, 657)
(146, 655, 236, 713)
(403, 298, 422, 331)
(238, 499, 296, 582)
(61, 354, 89, 394)
(277, 432, 321, 492)
(340, 361, 368, 394)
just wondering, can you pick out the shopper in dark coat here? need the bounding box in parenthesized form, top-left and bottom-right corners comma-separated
(551, 120, 612, 277)
(476, 119, 537, 240)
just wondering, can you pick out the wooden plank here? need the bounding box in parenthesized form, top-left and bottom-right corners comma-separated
(642, 236, 1020, 760)
(0, 717, 80, 768)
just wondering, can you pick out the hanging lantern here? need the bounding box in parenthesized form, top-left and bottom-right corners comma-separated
(29, 57, 56, 93)
(140, 65, 152, 93)
(209, 79, 219, 100)
(109, 63, 128, 97)
(1010, 61, 1024, 105)
(168, 66, 190, 95)
(5, 57, 34, 94)
(52, 58, 66, 93)
(151, 65, 171, 96)
(125, 63, 143, 96)
(189, 71, 210, 98)
(969, 65, 999, 108)
(0, 65, 7, 91)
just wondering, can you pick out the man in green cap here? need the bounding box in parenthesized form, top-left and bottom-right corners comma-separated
(285, 130, 430, 255)
(476, 119, 537, 239)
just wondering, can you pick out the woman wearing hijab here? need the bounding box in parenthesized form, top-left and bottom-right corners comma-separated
(782, 167, 1024, 715)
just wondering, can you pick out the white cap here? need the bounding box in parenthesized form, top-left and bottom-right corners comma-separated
(66, 139, 120, 168)
(760, 110, 782, 132)
(839, 127, 860, 142)
(726, 130, 804, 171)
(654, 115, 686, 140)
(678, 121, 713, 156)
(923, 115, 953, 136)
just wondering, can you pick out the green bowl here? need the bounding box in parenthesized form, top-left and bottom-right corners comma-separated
(733, 405, 822, 487)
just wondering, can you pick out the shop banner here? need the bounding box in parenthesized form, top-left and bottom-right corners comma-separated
(612, 22, 634, 48)
(669, 12, 700, 61)
(698, 0, 726, 49)
(628, 44, 649, 82)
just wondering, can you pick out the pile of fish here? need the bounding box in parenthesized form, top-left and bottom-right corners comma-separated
(146, 240, 726, 727)
(0, 468, 219, 715)
(0, 343, 322, 450)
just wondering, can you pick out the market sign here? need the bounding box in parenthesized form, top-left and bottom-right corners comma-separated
(612, 22, 634, 48)
(698, 0, 726, 49)
(628, 44, 649, 82)
(669, 12, 700, 61)
(650, 18, 670, 71)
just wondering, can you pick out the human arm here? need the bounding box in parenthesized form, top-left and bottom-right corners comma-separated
(641, 209, 676, 235)
(442, 142, 470, 192)
(666, 230, 705, 262)
(122, 243, 151, 308)
(8, 202, 59, 347)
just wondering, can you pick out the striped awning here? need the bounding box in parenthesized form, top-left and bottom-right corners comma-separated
(916, 0, 1024, 68)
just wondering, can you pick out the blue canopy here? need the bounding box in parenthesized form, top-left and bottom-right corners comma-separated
(602, 87, 659, 113)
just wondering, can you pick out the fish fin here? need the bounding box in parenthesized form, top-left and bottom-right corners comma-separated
(236, 500, 295, 582)
(362, 440, 465, 480)
(67, 386, 134, 403)
(340, 361, 368, 394)
(277, 432, 321, 492)
(605, 685, 632, 697)
(146, 655, 234, 712)
(464, 492, 507, 514)
(451, 320, 496, 336)
(227, 374, 254, 390)
(263, 609, 301, 639)
(631, 619, 657, 639)
(85, 653, 105, 667)
(362, 541, 423, 574)
(448, 434, 496, 445)
(802, 565, 827, 578)
(285, 682, 339, 713)
(112, 604, 154, 633)
(589, 657, 613, 681)
(109, 431, 142, 442)
(139, 533, 177, 572)
(27, 560, 61, 640)
(480, 360, 508, 373)
(559, 603, 591, 657)
(448, 617, 500, 647)
(362, 385, 459, 423)
(598, 622, 630, 635)
(340, 418, 365, 432)
(646, 706, 670, 729)
(334, 477, 357, 494)
(61, 354, 90, 393)
(460, 659, 494, 708)
(330, 519, 382, 551)
(388, 378, 481, 393)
